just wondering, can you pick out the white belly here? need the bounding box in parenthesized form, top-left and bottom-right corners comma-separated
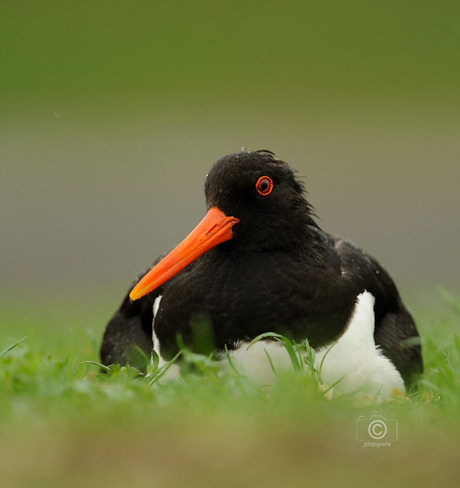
(222, 291, 405, 398)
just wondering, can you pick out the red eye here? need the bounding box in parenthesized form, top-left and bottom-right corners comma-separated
(255, 176, 273, 196)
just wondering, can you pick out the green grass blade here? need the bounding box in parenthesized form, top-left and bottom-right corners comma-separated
(245, 332, 285, 349)
(437, 287, 460, 315)
(82, 360, 112, 373)
(0, 336, 27, 359)
(264, 348, 278, 376)
(147, 351, 182, 386)
(224, 344, 241, 376)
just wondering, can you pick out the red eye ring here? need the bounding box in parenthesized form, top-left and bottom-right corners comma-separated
(255, 176, 274, 196)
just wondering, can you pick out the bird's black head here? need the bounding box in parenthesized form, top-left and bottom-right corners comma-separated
(129, 150, 318, 300)
(204, 150, 316, 251)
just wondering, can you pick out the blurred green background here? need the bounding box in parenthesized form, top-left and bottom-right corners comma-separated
(1, 0, 459, 312)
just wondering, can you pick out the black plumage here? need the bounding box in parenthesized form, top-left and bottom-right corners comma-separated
(101, 150, 422, 388)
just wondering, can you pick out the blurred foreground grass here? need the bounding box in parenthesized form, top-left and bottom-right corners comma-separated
(1, 289, 460, 487)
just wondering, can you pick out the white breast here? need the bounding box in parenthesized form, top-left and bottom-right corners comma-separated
(151, 295, 181, 379)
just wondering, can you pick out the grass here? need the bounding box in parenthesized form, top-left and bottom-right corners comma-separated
(1, 289, 460, 488)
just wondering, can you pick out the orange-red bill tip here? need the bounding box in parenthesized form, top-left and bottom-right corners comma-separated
(129, 207, 239, 301)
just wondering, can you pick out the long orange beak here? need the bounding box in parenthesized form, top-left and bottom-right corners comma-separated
(129, 207, 239, 301)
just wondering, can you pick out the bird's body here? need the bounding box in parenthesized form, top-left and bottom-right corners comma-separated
(101, 150, 422, 396)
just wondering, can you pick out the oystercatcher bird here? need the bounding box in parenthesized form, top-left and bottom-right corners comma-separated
(101, 150, 422, 396)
